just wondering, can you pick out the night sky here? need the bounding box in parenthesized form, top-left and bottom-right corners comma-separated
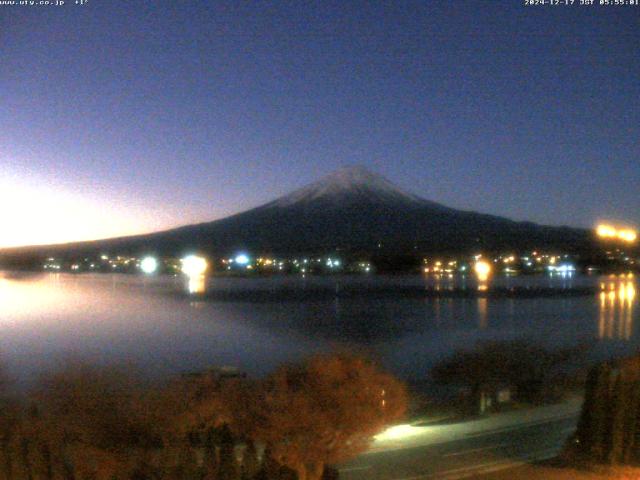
(1, 1, 638, 248)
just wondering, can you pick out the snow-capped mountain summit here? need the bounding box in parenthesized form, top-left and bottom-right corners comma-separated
(271, 166, 422, 207)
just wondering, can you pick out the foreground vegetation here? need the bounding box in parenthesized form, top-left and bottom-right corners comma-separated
(471, 353, 640, 480)
(0, 354, 407, 480)
(568, 354, 640, 467)
(430, 340, 588, 415)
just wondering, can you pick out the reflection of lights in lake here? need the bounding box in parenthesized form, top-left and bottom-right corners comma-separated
(180, 255, 208, 294)
(474, 260, 492, 291)
(477, 297, 488, 329)
(598, 279, 636, 340)
(0, 275, 68, 317)
(187, 275, 206, 294)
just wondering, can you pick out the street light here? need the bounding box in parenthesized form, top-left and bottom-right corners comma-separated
(140, 256, 158, 274)
(474, 260, 492, 282)
(181, 255, 208, 276)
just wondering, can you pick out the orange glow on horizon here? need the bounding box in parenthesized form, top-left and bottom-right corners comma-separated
(0, 172, 177, 248)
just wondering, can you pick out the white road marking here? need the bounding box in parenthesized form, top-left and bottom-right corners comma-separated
(368, 413, 579, 455)
(442, 443, 509, 458)
(339, 465, 372, 472)
(463, 413, 577, 439)
(392, 446, 560, 480)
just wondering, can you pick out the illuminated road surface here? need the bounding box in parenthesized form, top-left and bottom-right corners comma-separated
(339, 398, 581, 480)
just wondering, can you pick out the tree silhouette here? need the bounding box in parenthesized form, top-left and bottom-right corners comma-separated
(29, 363, 164, 479)
(230, 353, 407, 480)
(0, 354, 408, 479)
(432, 339, 585, 409)
(573, 355, 640, 465)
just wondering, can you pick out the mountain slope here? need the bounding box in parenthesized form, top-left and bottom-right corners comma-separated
(1, 166, 593, 258)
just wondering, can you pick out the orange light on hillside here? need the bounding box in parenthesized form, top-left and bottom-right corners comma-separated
(619, 229, 637, 242)
(597, 224, 617, 238)
(596, 224, 637, 243)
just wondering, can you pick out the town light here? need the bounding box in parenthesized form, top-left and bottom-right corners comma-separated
(619, 229, 637, 242)
(234, 253, 250, 265)
(140, 256, 158, 274)
(474, 260, 492, 282)
(597, 224, 617, 238)
(596, 224, 637, 243)
(181, 255, 208, 276)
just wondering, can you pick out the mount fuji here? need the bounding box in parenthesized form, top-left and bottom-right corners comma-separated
(2, 166, 592, 259)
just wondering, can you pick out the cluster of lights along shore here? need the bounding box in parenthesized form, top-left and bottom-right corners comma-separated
(37, 222, 638, 277)
(40, 251, 630, 278)
(40, 253, 371, 275)
(40, 249, 637, 278)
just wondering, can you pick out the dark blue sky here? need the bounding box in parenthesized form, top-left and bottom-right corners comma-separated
(1, 1, 638, 247)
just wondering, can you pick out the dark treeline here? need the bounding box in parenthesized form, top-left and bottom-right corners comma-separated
(0, 354, 407, 480)
(431, 340, 589, 413)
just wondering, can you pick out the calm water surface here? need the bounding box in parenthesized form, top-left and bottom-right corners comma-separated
(0, 272, 637, 383)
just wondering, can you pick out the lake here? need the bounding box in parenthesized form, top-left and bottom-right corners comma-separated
(0, 271, 636, 385)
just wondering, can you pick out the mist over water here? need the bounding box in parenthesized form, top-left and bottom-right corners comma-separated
(0, 272, 636, 385)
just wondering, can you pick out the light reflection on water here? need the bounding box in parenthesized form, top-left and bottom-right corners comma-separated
(0, 271, 638, 383)
(477, 297, 488, 330)
(598, 277, 635, 340)
(187, 274, 207, 294)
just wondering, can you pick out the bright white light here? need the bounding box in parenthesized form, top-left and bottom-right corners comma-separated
(555, 263, 576, 274)
(181, 255, 208, 276)
(140, 256, 158, 274)
(235, 254, 250, 265)
(375, 424, 422, 442)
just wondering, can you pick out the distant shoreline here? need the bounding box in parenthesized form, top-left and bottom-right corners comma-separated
(186, 285, 597, 302)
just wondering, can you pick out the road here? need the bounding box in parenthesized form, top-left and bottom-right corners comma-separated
(338, 399, 581, 480)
